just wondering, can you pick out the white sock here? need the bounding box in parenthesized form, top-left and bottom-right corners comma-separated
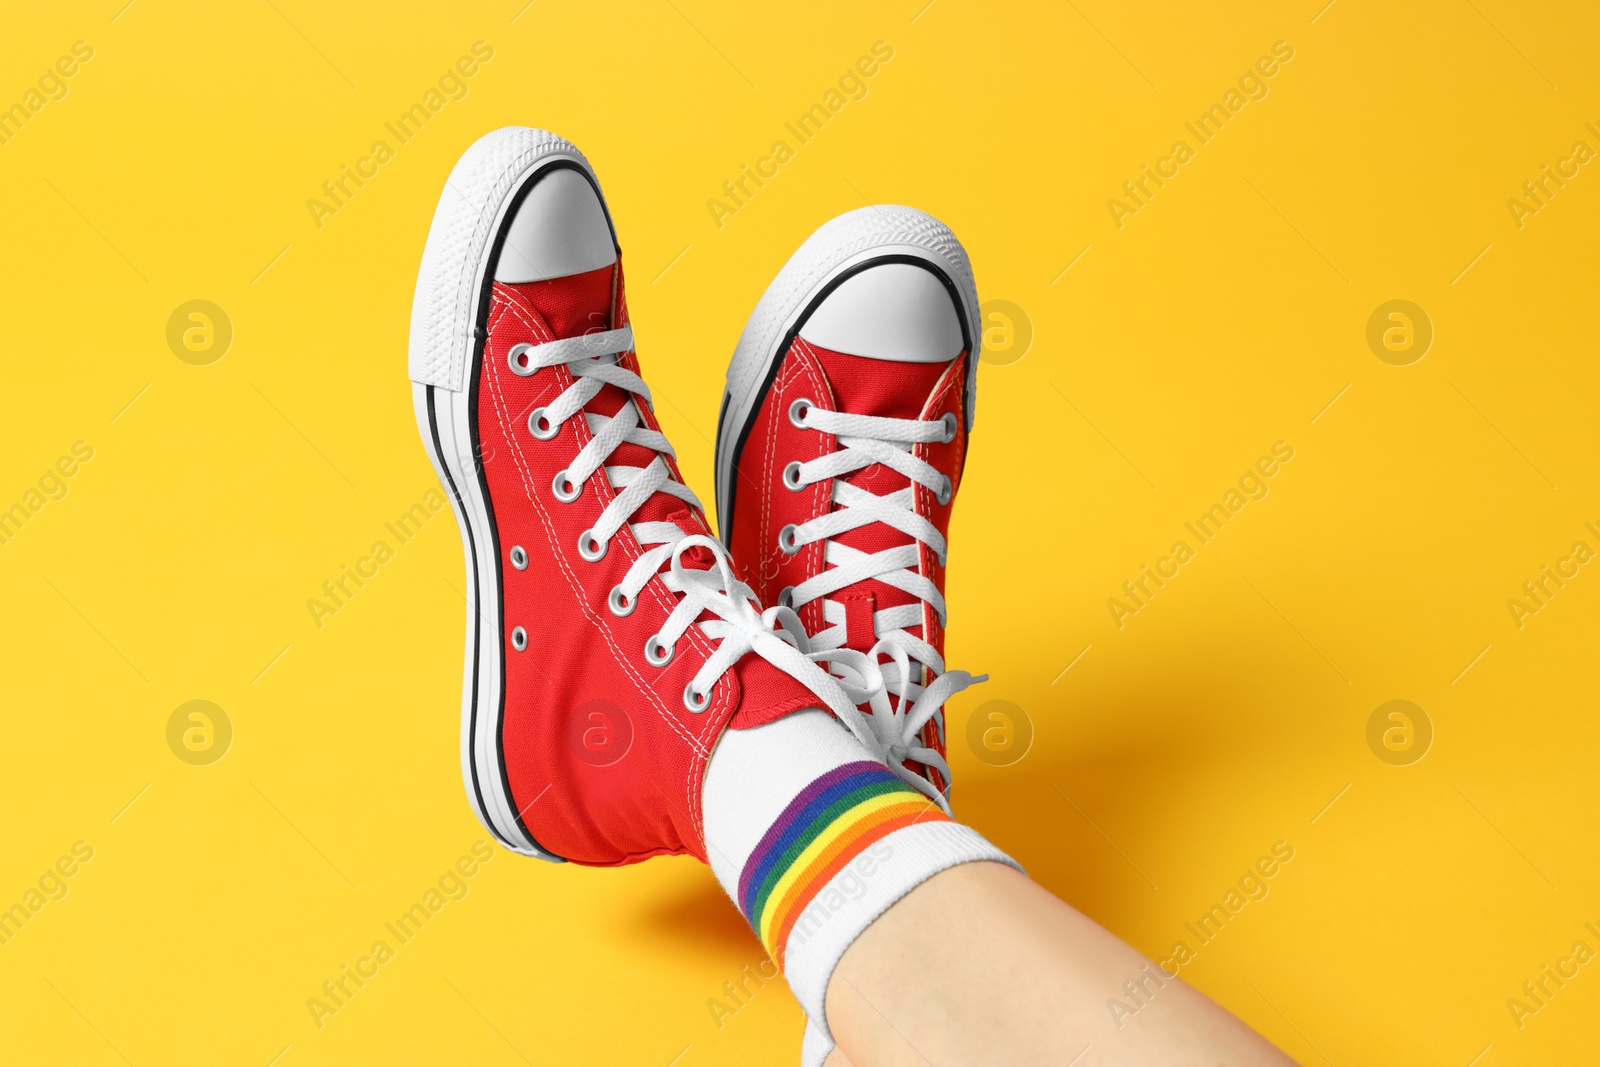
(800, 1017, 835, 1067)
(701, 708, 1017, 1049)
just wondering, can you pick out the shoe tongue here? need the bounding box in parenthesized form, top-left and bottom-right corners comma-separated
(811, 345, 956, 504)
(808, 344, 961, 656)
(505, 264, 713, 564)
(816, 348, 952, 421)
(515, 263, 615, 336)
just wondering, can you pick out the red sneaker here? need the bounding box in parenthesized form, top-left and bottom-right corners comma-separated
(408, 128, 869, 865)
(715, 207, 984, 806)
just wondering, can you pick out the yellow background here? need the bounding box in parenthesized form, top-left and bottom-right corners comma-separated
(2, 1, 1597, 1063)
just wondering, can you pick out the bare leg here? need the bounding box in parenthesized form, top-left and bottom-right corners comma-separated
(821, 862, 1298, 1067)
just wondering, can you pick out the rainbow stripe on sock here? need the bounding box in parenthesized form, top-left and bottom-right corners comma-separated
(738, 761, 948, 964)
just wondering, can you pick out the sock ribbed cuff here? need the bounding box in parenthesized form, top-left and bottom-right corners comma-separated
(780, 818, 1016, 1030)
(738, 759, 948, 964)
(801, 1017, 833, 1067)
(701, 709, 1018, 1051)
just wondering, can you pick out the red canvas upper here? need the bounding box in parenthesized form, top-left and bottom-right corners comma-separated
(727, 337, 970, 793)
(478, 263, 822, 865)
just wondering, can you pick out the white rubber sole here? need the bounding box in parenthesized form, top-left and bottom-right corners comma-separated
(713, 206, 982, 541)
(408, 127, 619, 861)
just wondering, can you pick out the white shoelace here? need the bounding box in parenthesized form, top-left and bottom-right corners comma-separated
(780, 402, 985, 807)
(509, 327, 899, 765)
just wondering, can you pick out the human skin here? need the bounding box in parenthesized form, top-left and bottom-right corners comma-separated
(821, 862, 1300, 1067)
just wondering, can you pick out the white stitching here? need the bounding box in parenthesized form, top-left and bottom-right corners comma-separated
(486, 285, 724, 847)
(485, 293, 703, 757)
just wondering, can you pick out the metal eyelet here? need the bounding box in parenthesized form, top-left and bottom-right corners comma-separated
(644, 635, 675, 667)
(935, 475, 953, 506)
(683, 683, 710, 713)
(788, 398, 814, 429)
(508, 344, 536, 376)
(509, 545, 528, 570)
(776, 586, 795, 609)
(608, 586, 636, 617)
(510, 626, 528, 651)
(939, 412, 959, 443)
(777, 524, 799, 555)
(578, 529, 607, 562)
(782, 461, 804, 491)
(552, 470, 581, 503)
(527, 407, 559, 440)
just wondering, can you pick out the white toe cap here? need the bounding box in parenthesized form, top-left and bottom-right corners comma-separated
(798, 262, 965, 362)
(494, 167, 617, 283)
